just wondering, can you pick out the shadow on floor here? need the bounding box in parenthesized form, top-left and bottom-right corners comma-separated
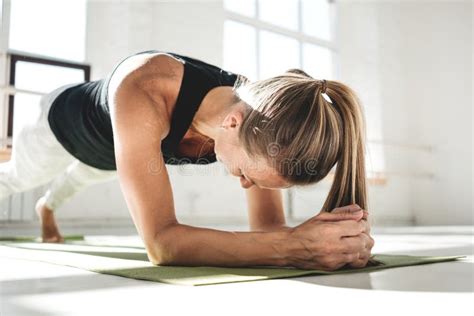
(294, 245, 473, 292)
(0, 242, 149, 261)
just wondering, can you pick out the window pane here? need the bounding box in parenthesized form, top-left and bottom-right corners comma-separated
(9, 0, 86, 61)
(302, 43, 332, 79)
(15, 62, 84, 93)
(224, 0, 256, 17)
(259, 30, 300, 79)
(223, 20, 257, 81)
(302, 0, 332, 40)
(258, 0, 298, 31)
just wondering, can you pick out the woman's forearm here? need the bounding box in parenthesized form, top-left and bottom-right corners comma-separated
(255, 224, 292, 233)
(151, 223, 291, 267)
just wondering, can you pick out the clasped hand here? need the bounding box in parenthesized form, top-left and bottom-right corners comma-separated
(287, 204, 374, 271)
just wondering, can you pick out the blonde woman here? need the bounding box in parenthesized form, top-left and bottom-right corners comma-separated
(0, 50, 373, 271)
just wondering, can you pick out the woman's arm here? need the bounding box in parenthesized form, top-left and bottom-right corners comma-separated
(154, 223, 290, 267)
(155, 187, 295, 266)
(245, 186, 291, 232)
(109, 72, 177, 263)
(108, 58, 290, 267)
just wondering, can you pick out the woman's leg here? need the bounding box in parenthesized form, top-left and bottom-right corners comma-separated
(34, 159, 116, 242)
(0, 83, 80, 202)
(40, 159, 117, 212)
(0, 83, 81, 243)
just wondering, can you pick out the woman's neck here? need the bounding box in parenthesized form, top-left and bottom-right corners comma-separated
(192, 86, 238, 140)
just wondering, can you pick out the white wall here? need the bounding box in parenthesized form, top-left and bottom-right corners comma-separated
(332, 0, 472, 225)
(399, 2, 472, 225)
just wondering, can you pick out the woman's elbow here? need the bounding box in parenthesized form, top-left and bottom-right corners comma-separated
(146, 250, 166, 266)
(147, 252, 163, 266)
(145, 239, 175, 266)
(147, 249, 174, 266)
(145, 223, 180, 265)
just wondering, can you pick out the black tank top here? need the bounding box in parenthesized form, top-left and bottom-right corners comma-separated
(47, 50, 240, 170)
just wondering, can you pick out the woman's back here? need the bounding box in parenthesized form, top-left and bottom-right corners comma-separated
(47, 50, 240, 170)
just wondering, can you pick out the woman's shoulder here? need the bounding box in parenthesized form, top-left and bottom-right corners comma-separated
(108, 52, 183, 93)
(108, 52, 184, 116)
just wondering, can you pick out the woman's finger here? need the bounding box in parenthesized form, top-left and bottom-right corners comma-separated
(317, 208, 363, 222)
(362, 210, 369, 220)
(330, 204, 362, 214)
(360, 219, 371, 234)
(348, 259, 368, 268)
(339, 234, 367, 252)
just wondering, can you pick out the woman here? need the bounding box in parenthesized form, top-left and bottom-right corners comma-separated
(0, 50, 374, 270)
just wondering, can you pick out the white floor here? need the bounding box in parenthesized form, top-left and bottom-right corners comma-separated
(0, 225, 473, 316)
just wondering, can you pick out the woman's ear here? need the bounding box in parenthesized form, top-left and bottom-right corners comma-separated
(221, 107, 245, 130)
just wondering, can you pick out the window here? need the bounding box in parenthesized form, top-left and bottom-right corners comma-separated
(1, 0, 88, 159)
(223, 0, 335, 81)
(6, 54, 90, 144)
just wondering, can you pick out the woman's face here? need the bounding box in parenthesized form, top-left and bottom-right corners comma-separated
(214, 105, 290, 190)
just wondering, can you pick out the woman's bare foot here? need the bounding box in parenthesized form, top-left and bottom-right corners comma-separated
(35, 197, 65, 243)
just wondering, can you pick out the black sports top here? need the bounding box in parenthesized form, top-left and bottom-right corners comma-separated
(47, 50, 240, 170)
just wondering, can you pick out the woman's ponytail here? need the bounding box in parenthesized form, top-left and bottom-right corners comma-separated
(320, 80, 368, 211)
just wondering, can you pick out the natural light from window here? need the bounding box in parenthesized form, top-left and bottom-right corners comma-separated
(9, 0, 86, 61)
(7, 0, 87, 142)
(223, 0, 334, 81)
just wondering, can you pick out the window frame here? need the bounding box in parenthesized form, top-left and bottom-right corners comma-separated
(223, 0, 337, 80)
(4, 50, 90, 146)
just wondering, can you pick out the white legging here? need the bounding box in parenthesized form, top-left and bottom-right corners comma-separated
(0, 83, 117, 211)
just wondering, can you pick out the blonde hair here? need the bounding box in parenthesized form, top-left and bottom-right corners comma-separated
(234, 70, 368, 212)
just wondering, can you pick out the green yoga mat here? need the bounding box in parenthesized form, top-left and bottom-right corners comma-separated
(0, 235, 465, 286)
